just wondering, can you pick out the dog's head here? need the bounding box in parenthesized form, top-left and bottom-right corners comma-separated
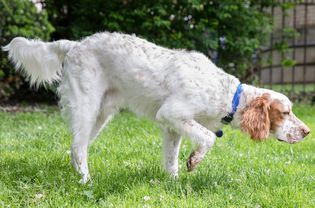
(240, 92, 310, 143)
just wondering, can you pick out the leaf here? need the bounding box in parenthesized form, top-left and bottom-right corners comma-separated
(281, 58, 297, 68)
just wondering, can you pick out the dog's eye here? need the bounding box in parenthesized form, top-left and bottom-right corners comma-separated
(282, 112, 290, 115)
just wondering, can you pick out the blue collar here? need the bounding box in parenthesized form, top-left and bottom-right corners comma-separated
(215, 83, 242, 137)
(231, 83, 243, 114)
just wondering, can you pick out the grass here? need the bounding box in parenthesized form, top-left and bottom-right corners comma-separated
(0, 105, 314, 207)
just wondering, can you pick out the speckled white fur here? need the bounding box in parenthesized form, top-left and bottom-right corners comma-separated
(3, 32, 309, 183)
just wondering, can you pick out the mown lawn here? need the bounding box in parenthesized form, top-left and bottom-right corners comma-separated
(0, 104, 314, 207)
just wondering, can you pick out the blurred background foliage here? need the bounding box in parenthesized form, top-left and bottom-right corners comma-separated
(0, 0, 282, 102)
(0, 0, 54, 101)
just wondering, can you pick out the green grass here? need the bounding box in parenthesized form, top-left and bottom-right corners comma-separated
(0, 105, 315, 207)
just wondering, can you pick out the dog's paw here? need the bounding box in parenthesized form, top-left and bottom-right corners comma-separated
(169, 172, 178, 179)
(79, 174, 91, 184)
(187, 150, 202, 172)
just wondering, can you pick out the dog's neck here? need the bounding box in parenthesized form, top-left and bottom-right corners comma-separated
(240, 84, 265, 105)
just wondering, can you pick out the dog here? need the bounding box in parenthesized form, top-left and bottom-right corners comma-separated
(3, 32, 310, 183)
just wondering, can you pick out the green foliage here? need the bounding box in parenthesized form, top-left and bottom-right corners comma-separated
(273, 25, 300, 71)
(0, 0, 291, 100)
(0, 0, 54, 99)
(0, 105, 315, 207)
(281, 58, 297, 68)
(45, 0, 276, 79)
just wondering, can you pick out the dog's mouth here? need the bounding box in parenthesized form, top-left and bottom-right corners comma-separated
(277, 137, 303, 144)
(275, 132, 306, 144)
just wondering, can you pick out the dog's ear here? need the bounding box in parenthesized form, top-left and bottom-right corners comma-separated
(241, 93, 271, 141)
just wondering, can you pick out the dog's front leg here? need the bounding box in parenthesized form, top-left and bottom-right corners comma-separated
(179, 120, 216, 172)
(162, 128, 182, 177)
(157, 110, 216, 172)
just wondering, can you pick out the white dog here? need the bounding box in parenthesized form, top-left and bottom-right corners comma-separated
(3, 32, 310, 183)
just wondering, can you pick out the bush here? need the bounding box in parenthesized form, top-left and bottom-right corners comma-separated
(1, 0, 280, 101)
(0, 0, 54, 100)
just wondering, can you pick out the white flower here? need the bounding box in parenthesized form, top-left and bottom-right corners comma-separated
(143, 196, 151, 201)
(35, 193, 44, 199)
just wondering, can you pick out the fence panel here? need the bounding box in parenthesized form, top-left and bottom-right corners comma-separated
(259, 0, 315, 96)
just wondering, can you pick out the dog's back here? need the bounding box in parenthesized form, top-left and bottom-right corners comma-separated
(3, 32, 232, 119)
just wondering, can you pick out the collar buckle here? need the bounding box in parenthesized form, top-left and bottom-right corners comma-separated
(221, 113, 234, 124)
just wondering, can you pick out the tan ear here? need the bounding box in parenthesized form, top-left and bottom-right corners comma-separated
(241, 93, 270, 141)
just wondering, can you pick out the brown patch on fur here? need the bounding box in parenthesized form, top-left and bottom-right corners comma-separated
(241, 94, 286, 141)
(241, 93, 271, 140)
(187, 150, 202, 172)
(269, 99, 285, 132)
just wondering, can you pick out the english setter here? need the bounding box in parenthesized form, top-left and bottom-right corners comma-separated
(3, 32, 310, 183)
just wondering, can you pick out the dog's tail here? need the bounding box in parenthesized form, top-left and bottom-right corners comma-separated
(2, 37, 77, 86)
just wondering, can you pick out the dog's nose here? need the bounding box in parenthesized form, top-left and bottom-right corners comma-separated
(302, 126, 310, 137)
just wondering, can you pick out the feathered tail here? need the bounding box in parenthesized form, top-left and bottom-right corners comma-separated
(2, 37, 77, 86)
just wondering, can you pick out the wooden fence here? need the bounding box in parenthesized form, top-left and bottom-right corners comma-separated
(259, 0, 315, 93)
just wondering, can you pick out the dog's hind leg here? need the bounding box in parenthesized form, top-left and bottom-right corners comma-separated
(69, 88, 119, 184)
(60, 75, 106, 184)
(89, 109, 114, 142)
(70, 104, 98, 184)
(89, 89, 119, 142)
